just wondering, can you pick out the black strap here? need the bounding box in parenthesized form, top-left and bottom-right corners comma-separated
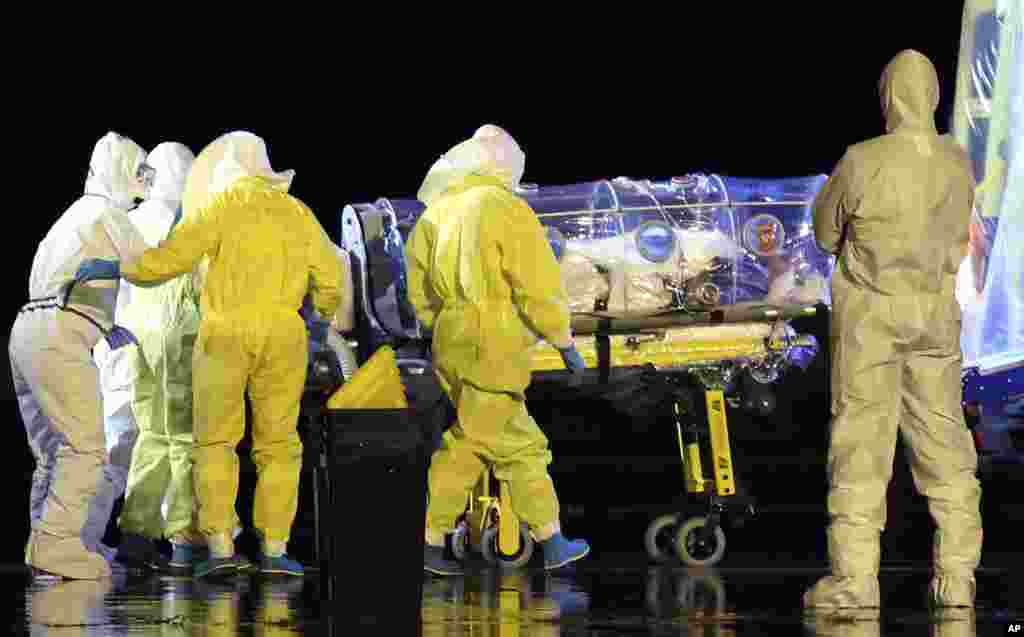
(19, 297, 108, 336)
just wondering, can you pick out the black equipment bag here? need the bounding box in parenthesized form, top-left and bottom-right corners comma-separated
(320, 407, 429, 633)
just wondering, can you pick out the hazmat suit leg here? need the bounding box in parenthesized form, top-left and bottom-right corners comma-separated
(120, 326, 201, 542)
(191, 315, 250, 555)
(426, 374, 560, 539)
(192, 310, 306, 555)
(82, 363, 139, 555)
(164, 326, 202, 540)
(119, 357, 173, 540)
(11, 310, 111, 579)
(163, 337, 202, 542)
(247, 311, 306, 552)
(898, 296, 982, 608)
(15, 357, 61, 529)
(805, 286, 900, 608)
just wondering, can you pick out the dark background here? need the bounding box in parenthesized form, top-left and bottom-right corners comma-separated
(9, 4, 1017, 569)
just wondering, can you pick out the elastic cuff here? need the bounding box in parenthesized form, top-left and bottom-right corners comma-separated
(207, 533, 234, 559)
(532, 521, 561, 542)
(263, 540, 287, 558)
(168, 529, 205, 546)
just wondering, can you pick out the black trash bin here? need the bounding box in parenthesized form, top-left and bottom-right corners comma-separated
(320, 407, 429, 633)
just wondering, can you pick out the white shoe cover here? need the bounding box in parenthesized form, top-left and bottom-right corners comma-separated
(803, 575, 880, 609)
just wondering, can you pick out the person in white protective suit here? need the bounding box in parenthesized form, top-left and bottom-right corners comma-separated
(111, 142, 206, 572)
(804, 50, 984, 610)
(10, 132, 152, 579)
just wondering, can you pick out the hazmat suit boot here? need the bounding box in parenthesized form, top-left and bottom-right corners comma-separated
(26, 531, 111, 580)
(195, 532, 254, 578)
(169, 543, 209, 574)
(252, 533, 304, 576)
(258, 542, 304, 577)
(928, 574, 976, 608)
(115, 532, 168, 571)
(803, 576, 881, 610)
(539, 533, 590, 570)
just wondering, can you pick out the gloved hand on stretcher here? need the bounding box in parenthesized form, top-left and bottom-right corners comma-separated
(557, 342, 586, 388)
(558, 342, 586, 373)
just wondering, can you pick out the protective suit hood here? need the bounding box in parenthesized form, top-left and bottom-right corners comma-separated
(146, 142, 195, 203)
(210, 131, 294, 195)
(879, 49, 940, 133)
(85, 132, 149, 210)
(417, 124, 526, 206)
(182, 131, 295, 221)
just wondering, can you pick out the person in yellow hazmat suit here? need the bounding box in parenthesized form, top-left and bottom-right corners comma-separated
(75, 131, 343, 578)
(407, 124, 591, 576)
(111, 141, 214, 573)
(804, 50, 983, 609)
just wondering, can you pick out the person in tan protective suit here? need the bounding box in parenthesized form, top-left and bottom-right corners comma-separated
(804, 50, 984, 609)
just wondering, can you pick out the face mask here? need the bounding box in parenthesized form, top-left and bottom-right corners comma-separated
(136, 162, 156, 194)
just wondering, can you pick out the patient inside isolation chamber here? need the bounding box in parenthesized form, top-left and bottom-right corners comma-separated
(553, 220, 828, 316)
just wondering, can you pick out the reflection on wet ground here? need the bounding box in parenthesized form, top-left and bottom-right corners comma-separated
(8, 556, 1023, 636)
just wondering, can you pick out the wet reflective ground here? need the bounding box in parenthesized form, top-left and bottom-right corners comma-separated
(8, 555, 1023, 636)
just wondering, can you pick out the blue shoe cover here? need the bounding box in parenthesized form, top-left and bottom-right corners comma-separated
(540, 533, 590, 570)
(260, 555, 304, 577)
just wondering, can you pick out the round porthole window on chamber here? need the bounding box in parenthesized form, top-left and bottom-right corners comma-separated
(635, 220, 677, 263)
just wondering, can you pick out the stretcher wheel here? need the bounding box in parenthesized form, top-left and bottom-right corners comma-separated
(450, 523, 469, 562)
(644, 514, 680, 564)
(674, 516, 727, 568)
(481, 523, 534, 569)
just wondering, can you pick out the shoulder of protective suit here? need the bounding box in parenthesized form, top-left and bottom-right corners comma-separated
(474, 182, 524, 206)
(846, 134, 889, 156)
(938, 136, 975, 171)
(476, 184, 533, 221)
(216, 179, 295, 205)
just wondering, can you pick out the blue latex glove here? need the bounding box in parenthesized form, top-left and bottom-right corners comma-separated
(299, 300, 328, 343)
(558, 344, 586, 373)
(75, 258, 121, 283)
(105, 325, 138, 350)
(308, 319, 328, 344)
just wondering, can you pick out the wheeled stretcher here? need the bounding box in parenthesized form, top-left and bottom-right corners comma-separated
(338, 173, 831, 567)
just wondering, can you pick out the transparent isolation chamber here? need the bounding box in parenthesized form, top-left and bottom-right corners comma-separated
(345, 173, 835, 340)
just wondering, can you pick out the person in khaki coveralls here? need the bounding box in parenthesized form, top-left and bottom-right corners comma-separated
(804, 50, 984, 610)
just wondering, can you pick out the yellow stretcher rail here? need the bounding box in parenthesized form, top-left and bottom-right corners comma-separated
(529, 322, 790, 373)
